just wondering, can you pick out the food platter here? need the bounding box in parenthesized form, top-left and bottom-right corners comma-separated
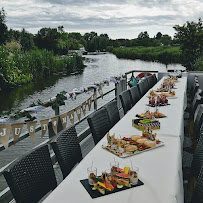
(132, 119, 160, 130)
(136, 110, 166, 119)
(102, 140, 164, 158)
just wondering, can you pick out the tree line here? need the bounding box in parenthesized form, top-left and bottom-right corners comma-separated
(0, 7, 202, 71)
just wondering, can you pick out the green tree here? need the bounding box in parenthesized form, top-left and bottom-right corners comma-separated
(0, 8, 8, 44)
(160, 34, 172, 46)
(173, 18, 203, 69)
(34, 27, 61, 52)
(156, 32, 162, 40)
(20, 28, 34, 51)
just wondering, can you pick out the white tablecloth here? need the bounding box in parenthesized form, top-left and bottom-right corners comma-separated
(44, 76, 187, 203)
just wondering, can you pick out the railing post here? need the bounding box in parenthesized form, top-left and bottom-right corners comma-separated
(115, 83, 117, 98)
(94, 88, 97, 111)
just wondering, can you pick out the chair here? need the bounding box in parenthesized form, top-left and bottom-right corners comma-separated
(50, 125, 82, 179)
(137, 81, 146, 98)
(103, 100, 120, 128)
(185, 94, 203, 120)
(87, 108, 111, 145)
(3, 144, 57, 203)
(191, 166, 203, 203)
(183, 131, 203, 180)
(152, 74, 157, 84)
(119, 89, 132, 114)
(142, 78, 149, 93)
(183, 104, 203, 150)
(129, 86, 141, 106)
(146, 75, 155, 89)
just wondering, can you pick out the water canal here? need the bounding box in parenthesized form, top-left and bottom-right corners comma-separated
(0, 53, 185, 191)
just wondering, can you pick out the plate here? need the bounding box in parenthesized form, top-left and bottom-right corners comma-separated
(102, 141, 164, 158)
(146, 104, 170, 107)
(80, 178, 144, 198)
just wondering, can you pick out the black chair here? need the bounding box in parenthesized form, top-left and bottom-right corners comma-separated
(103, 100, 120, 128)
(87, 107, 111, 145)
(50, 125, 82, 179)
(142, 78, 149, 93)
(146, 75, 155, 89)
(183, 131, 203, 180)
(185, 93, 203, 120)
(3, 144, 57, 203)
(119, 89, 132, 114)
(191, 165, 203, 203)
(129, 86, 141, 106)
(152, 74, 157, 84)
(184, 104, 203, 151)
(137, 81, 146, 98)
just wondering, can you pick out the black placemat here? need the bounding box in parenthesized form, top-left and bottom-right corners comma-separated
(80, 178, 144, 199)
(146, 103, 171, 107)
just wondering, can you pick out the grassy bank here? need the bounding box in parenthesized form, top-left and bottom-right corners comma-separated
(107, 46, 182, 65)
(0, 46, 84, 88)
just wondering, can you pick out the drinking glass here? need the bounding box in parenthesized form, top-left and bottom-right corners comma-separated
(129, 166, 139, 185)
(87, 167, 97, 185)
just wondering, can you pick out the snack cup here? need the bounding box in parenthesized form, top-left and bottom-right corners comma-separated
(87, 167, 97, 185)
(129, 167, 139, 185)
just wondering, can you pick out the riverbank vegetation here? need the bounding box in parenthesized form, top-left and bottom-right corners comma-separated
(0, 8, 84, 88)
(107, 46, 181, 65)
(0, 7, 202, 89)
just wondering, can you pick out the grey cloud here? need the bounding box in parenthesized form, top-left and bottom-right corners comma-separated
(36, 0, 128, 5)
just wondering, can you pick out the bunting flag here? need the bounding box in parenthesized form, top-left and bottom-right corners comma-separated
(98, 86, 103, 99)
(27, 121, 37, 143)
(0, 123, 11, 149)
(51, 116, 59, 135)
(93, 91, 97, 105)
(75, 105, 82, 121)
(87, 96, 92, 111)
(68, 110, 75, 125)
(59, 112, 68, 129)
(40, 118, 49, 138)
(12, 123, 24, 145)
(81, 101, 87, 116)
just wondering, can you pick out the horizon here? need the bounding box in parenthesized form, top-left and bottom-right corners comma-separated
(1, 0, 203, 39)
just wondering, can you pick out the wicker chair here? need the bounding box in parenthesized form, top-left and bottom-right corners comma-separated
(119, 89, 132, 114)
(87, 108, 111, 145)
(103, 100, 120, 128)
(152, 74, 157, 84)
(142, 78, 149, 93)
(146, 75, 155, 89)
(129, 86, 141, 106)
(137, 81, 146, 98)
(191, 165, 203, 203)
(183, 104, 203, 150)
(3, 144, 57, 203)
(183, 131, 203, 180)
(50, 125, 82, 179)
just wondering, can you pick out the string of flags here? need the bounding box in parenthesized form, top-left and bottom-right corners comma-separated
(0, 73, 126, 149)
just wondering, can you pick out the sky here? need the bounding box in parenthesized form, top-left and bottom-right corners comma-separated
(1, 0, 203, 39)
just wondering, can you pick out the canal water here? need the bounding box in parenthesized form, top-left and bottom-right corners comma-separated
(0, 53, 185, 191)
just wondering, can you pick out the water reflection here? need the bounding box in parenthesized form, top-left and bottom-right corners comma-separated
(0, 53, 185, 113)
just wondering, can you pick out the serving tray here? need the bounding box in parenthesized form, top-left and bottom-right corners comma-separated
(102, 141, 164, 158)
(80, 178, 144, 198)
(132, 118, 160, 130)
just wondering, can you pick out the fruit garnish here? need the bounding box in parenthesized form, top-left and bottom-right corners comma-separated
(112, 182, 117, 188)
(92, 187, 97, 190)
(124, 167, 130, 174)
(117, 184, 124, 189)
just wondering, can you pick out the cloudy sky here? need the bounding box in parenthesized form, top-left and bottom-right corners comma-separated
(1, 0, 202, 39)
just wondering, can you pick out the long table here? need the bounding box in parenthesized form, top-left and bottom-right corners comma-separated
(44, 76, 187, 203)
